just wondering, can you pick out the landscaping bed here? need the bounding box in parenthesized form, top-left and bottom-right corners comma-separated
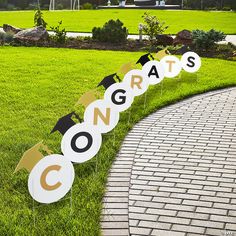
(8, 37, 236, 60)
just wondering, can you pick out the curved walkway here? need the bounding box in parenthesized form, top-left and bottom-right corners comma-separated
(101, 87, 236, 236)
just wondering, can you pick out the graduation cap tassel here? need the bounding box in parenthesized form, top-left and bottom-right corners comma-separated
(73, 112, 83, 123)
(115, 74, 121, 82)
(149, 53, 154, 60)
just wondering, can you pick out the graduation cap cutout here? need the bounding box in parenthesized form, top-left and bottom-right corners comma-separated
(51, 112, 82, 135)
(155, 48, 170, 61)
(14, 141, 53, 173)
(97, 73, 121, 90)
(76, 90, 100, 108)
(118, 62, 135, 75)
(136, 53, 154, 66)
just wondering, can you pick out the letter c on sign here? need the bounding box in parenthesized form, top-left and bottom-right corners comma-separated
(40, 165, 62, 191)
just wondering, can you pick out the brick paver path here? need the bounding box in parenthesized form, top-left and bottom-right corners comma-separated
(101, 88, 236, 236)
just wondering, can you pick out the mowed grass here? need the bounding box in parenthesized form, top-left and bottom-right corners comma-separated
(0, 46, 236, 235)
(0, 10, 235, 34)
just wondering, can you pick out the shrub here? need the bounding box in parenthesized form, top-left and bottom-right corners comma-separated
(50, 21, 67, 44)
(82, 2, 93, 9)
(34, 9, 47, 28)
(142, 12, 168, 41)
(92, 19, 128, 43)
(192, 29, 226, 50)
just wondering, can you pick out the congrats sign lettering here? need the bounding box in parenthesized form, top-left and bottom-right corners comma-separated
(14, 51, 201, 204)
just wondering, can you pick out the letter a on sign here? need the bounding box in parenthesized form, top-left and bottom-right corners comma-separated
(142, 61, 165, 85)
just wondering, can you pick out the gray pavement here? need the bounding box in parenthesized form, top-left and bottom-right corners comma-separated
(101, 87, 236, 236)
(0, 27, 235, 45)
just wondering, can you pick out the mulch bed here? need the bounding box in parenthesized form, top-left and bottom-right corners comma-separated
(6, 37, 236, 60)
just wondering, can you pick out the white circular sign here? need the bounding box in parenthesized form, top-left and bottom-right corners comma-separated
(160, 55, 182, 78)
(61, 122, 102, 163)
(181, 52, 201, 73)
(142, 60, 165, 85)
(28, 154, 74, 204)
(104, 82, 134, 112)
(84, 99, 120, 134)
(123, 69, 149, 96)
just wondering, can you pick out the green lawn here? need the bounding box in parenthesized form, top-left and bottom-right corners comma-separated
(0, 10, 235, 34)
(0, 46, 235, 235)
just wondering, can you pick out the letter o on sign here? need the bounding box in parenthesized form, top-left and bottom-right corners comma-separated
(61, 122, 102, 163)
(28, 154, 75, 204)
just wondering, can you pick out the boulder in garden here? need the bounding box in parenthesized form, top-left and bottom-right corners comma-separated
(173, 29, 193, 46)
(13, 26, 49, 42)
(3, 24, 22, 34)
(156, 34, 173, 46)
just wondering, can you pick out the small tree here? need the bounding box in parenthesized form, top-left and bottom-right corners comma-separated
(50, 21, 67, 44)
(34, 9, 47, 28)
(142, 12, 168, 41)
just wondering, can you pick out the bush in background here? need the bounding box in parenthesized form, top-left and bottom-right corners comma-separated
(142, 12, 168, 41)
(82, 2, 93, 9)
(192, 29, 226, 50)
(92, 19, 128, 43)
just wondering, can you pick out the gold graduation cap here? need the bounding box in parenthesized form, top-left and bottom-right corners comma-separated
(14, 141, 53, 173)
(155, 48, 170, 61)
(76, 90, 100, 108)
(118, 62, 135, 75)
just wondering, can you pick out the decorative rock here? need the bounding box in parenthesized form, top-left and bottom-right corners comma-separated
(3, 24, 22, 34)
(156, 34, 173, 46)
(13, 26, 49, 42)
(173, 29, 193, 46)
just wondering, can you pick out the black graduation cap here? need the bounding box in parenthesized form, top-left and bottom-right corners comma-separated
(51, 112, 82, 135)
(97, 73, 121, 90)
(136, 53, 154, 66)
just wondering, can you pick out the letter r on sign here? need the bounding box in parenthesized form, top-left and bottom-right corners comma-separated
(131, 75, 143, 89)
